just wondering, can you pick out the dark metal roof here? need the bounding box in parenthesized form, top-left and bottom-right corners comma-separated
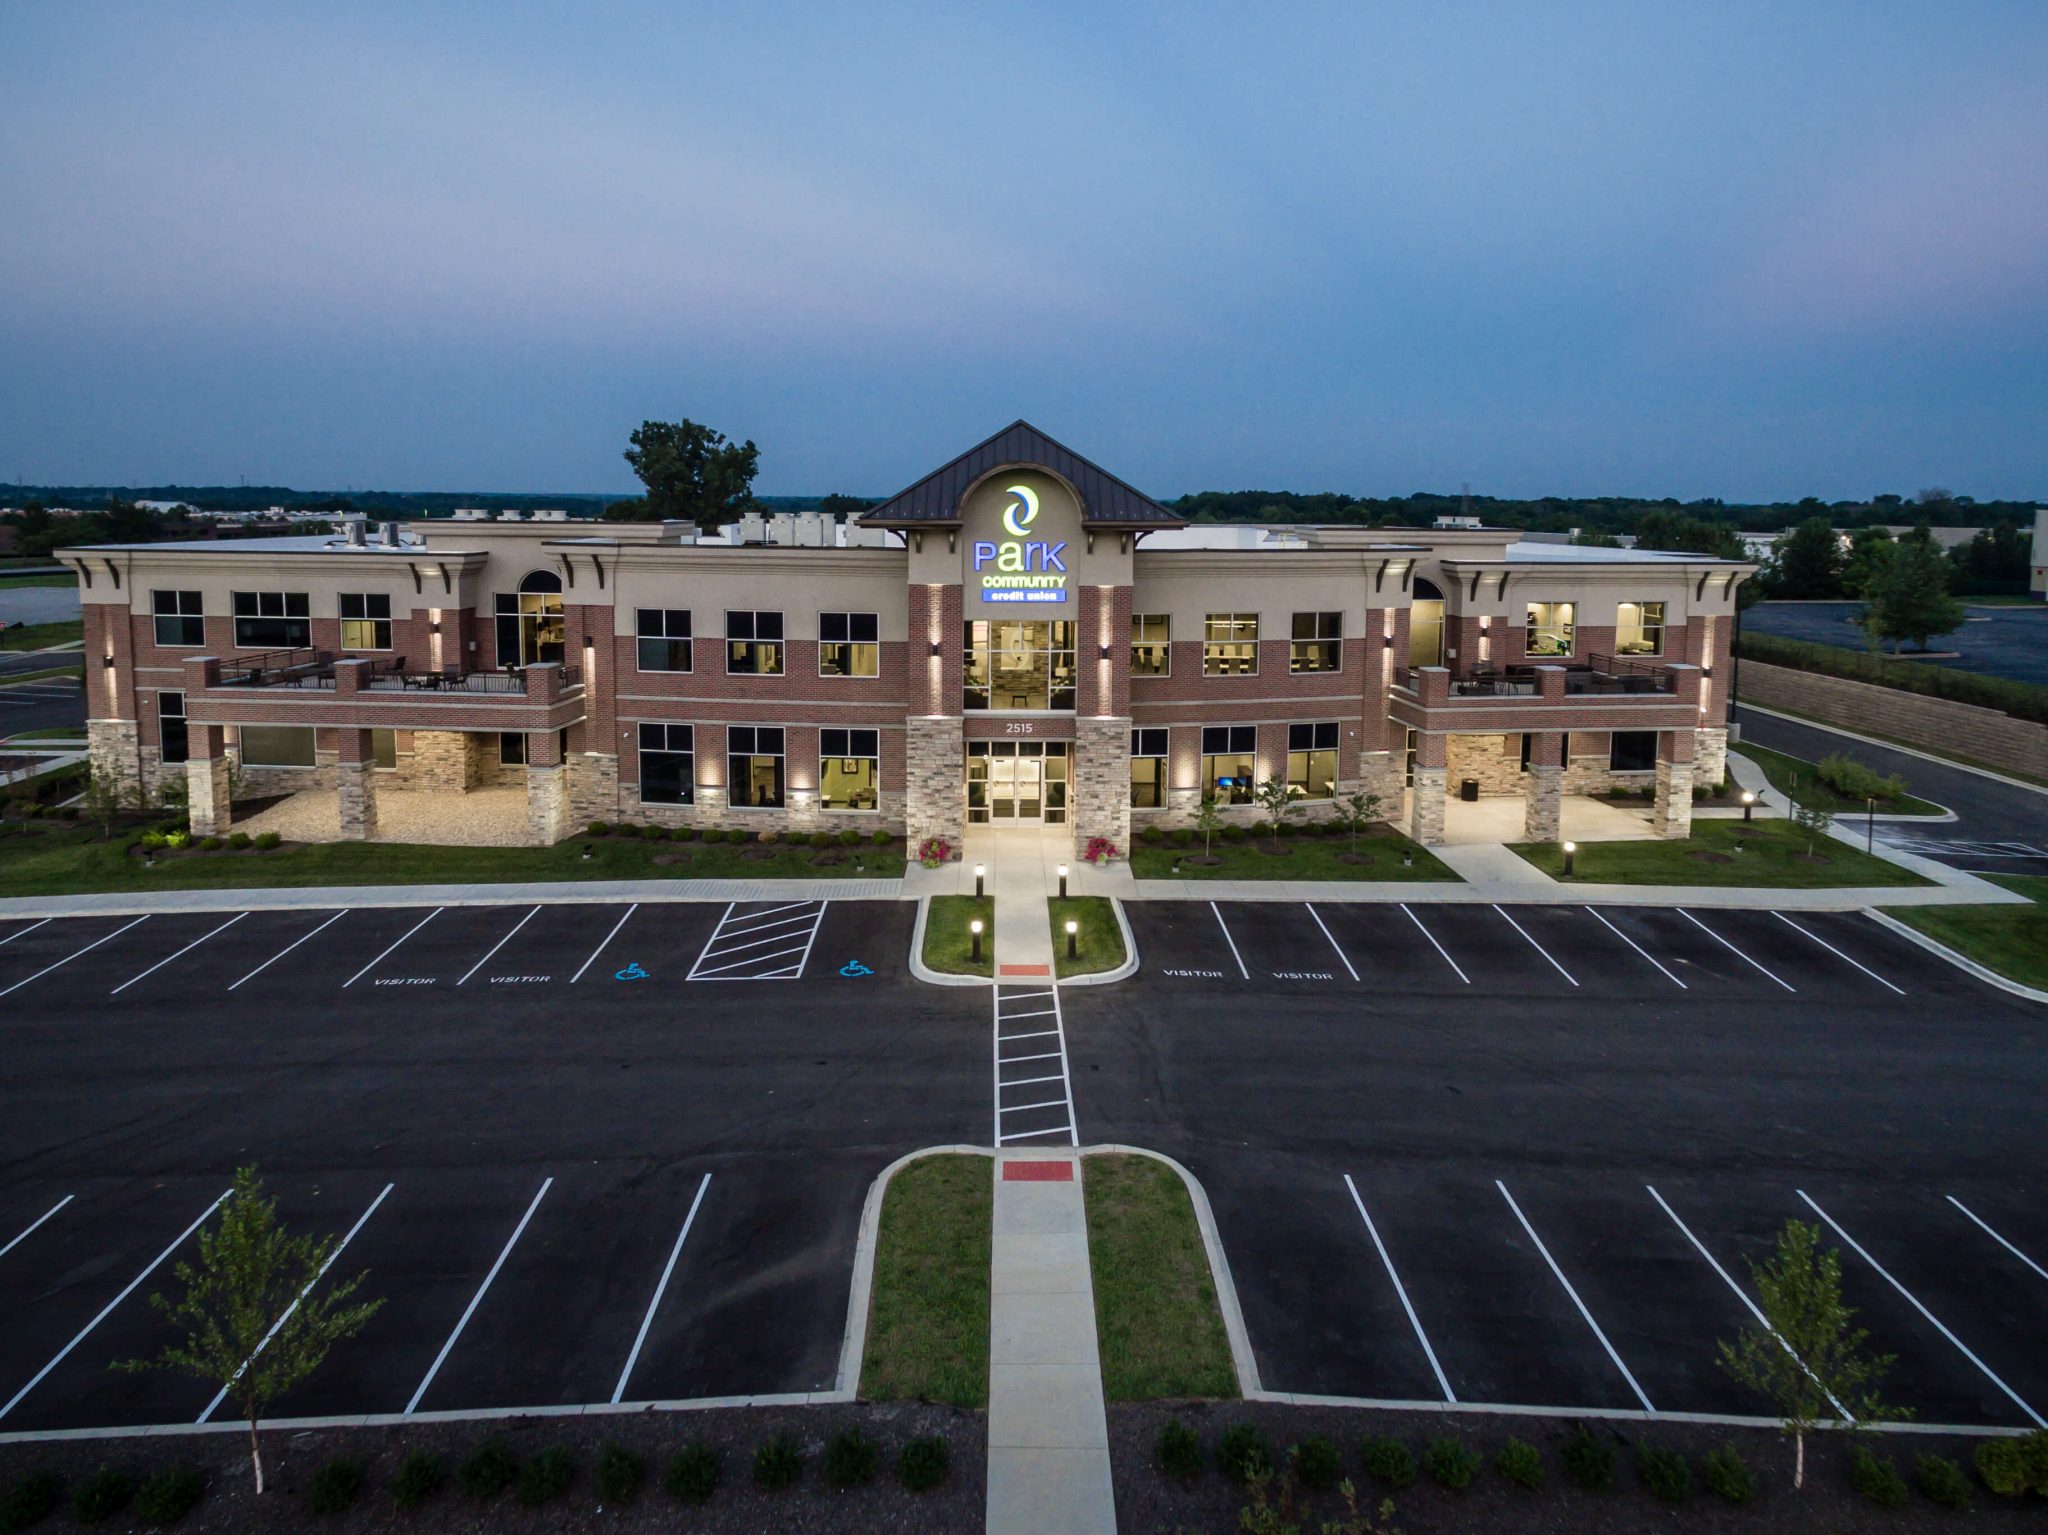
(857, 420, 1186, 528)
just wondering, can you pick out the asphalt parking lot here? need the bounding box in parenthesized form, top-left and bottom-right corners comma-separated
(1068, 900, 2048, 1429)
(0, 899, 986, 1433)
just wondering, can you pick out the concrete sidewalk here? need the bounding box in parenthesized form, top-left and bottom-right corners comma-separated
(986, 1151, 1115, 1535)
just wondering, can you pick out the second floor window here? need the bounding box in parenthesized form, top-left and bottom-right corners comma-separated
(232, 591, 310, 649)
(636, 609, 692, 672)
(1204, 613, 1258, 676)
(152, 590, 204, 648)
(1130, 615, 1170, 675)
(1617, 600, 1665, 655)
(1201, 724, 1257, 804)
(819, 612, 879, 677)
(494, 571, 564, 667)
(1526, 601, 1576, 658)
(338, 593, 392, 650)
(1290, 612, 1341, 672)
(1130, 726, 1168, 808)
(726, 611, 784, 675)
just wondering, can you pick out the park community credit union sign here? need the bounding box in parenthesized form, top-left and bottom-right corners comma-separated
(972, 483, 1068, 603)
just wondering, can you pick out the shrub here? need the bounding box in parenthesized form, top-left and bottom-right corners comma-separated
(1916, 1452, 1972, 1510)
(809, 831, 834, 849)
(663, 1444, 719, 1502)
(757, 829, 779, 845)
(1701, 1445, 1756, 1503)
(71, 1467, 133, 1523)
(728, 827, 752, 845)
(226, 831, 250, 849)
(1359, 1436, 1416, 1489)
(1221, 823, 1247, 843)
(640, 823, 665, 840)
(1560, 1424, 1616, 1490)
(390, 1450, 443, 1510)
(0, 1470, 62, 1531)
(458, 1437, 516, 1499)
(587, 820, 610, 835)
(1217, 1423, 1273, 1485)
(198, 836, 222, 851)
(134, 1465, 203, 1525)
(595, 1444, 643, 1505)
(253, 831, 280, 850)
(1170, 826, 1193, 845)
(1638, 1445, 1691, 1502)
(1249, 821, 1272, 839)
(515, 1446, 575, 1507)
(1423, 1436, 1478, 1491)
(1850, 1444, 1909, 1507)
(1495, 1438, 1544, 1491)
(1139, 824, 1162, 843)
(839, 829, 862, 846)
(2022, 1430, 2048, 1490)
(1290, 1435, 1341, 1489)
(1157, 1418, 1203, 1481)
(916, 835, 952, 867)
(307, 1458, 365, 1514)
(753, 1433, 802, 1489)
(138, 829, 167, 851)
(872, 829, 892, 846)
(1815, 752, 1907, 802)
(824, 1429, 877, 1487)
(898, 1435, 950, 1492)
(163, 830, 190, 850)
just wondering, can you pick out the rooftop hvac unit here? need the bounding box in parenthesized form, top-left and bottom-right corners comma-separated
(497, 508, 524, 522)
(378, 522, 400, 547)
(451, 508, 490, 520)
(531, 508, 568, 522)
(735, 512, 767, 544)
(342, 514, 368, 546)
(794, 515, 827, 547)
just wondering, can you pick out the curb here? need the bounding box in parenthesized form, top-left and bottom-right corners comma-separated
(1056, 898, 1140, 988)
(1863, 907, 2048, 1007)
(906, 895, 993, 988)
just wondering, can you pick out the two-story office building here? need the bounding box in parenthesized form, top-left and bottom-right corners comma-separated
(64, 422, 1751, 852)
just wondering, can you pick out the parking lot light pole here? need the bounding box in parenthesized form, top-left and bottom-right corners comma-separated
(974, 862, 985, 899)
(1741, 790, 1755, 822)
(1562, 840, 1576, 878)
(1867, 795, 1876, 852)
(1057, 863, 1068, 899)
(1065, 918, 1078, 959)
(970, 918, 983, 964)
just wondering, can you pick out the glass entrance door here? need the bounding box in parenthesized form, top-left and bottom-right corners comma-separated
(990, 755, 1042, 819)
(966, 741, 1070, 824)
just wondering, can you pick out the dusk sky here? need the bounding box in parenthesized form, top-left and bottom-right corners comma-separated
(3, 2, 2043, 503)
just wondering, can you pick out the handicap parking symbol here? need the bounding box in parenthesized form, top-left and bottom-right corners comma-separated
(614, 962, 649, 982)
(838, 960, 874, 978)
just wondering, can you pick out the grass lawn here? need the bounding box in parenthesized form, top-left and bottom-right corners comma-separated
(0, 665, 83, 686)
(922, 893, 993, 977)
(1512, 816, 1934, 888)
(1736, 742, 1943, 816)
(1128, 824, 1457, 882)
(859, 1154, 991, 1408)
(0, 822, 907, 897)
(1049, 895, 1124, 979)
(0, 573, 76, 589)
(1885, 875, 2048, 991)
(1084, 1153, 1236, 1401)
(0, 621, 82, 651)
(0, 726, 85, 742)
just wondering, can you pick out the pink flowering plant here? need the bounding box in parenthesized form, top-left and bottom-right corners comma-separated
(1082, 835, 1120, 865)
(917, 836, 953, 869)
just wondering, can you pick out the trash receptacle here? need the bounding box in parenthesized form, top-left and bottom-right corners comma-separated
(1459, 778, 1480, 802)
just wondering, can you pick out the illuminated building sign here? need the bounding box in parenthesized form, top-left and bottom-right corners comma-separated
(972, 484, 1068, 603)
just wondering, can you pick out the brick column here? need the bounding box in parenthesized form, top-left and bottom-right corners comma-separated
(1073, 716, 1132, 858)
(1524, 729, 1565, 843)
(1654, 729, 1695, 840)
(905, 715, 964, 857)
(335, 725, 379, 841)
(1409, 730, 1447, 846)
(185, 722, 232, 836)
(525, 723, 569, 845)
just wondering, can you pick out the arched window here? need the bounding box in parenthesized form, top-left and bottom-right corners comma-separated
(494, 569, 566, 667)
(1408, 577, 1446, 669)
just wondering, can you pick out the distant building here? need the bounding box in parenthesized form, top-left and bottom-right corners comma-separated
(2031, 508, 2047, 600)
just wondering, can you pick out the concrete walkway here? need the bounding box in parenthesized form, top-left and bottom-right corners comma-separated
(987, 1150, 1115, 1535)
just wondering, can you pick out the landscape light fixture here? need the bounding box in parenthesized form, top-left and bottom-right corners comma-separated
(1057, 863, 1068, 898)
(974, 862, 985, 898)
(1741, 790, 1755, 822)
(1562, 840, 1576, 877)
(1065, 918, 1078, 959)
(970, 917, 983, 963)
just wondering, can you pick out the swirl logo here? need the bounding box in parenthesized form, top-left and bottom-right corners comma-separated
(1001, 483, 1040, 538)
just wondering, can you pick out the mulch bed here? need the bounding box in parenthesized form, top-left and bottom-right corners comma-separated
(1110, 1401, 2032, 1532)
(0, 1402, 983, 1533)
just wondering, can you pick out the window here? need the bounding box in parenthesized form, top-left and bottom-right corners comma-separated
(1617, 600, 1665, 656)
(231, 591, 310, 649)
(1130, 726, 1168, 808)
(820, 727, 880, 809)
(1203, 613, 1258, 676)
(1290, 612, 1342, 672)
(1408, 579, 1445, 669)
(638, 722, 694, 804)
(158, 690, 188, 764)
(726, 611, 784, 675)
(152, 591, 204, 648)
(1526, 601, 1576, 658)
(1201, 724, 1257, 804)
(962, 620, 1076, 711)
(727, 725, 785, 808)
(494, 571, 565, 668)
(819, 612, 879, 678)
(371, 729, 397, 770)
(237, 724, 315, 767)
(1130, 615, 1170, 676)
(635, 609, 692, 672)
(1610, 731, 1658, 773)
(338, 592, 392, 651)
(500, 732, 527, 766)
(1287, 722, 1339, 799)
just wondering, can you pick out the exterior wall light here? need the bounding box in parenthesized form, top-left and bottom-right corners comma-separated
(1099, 643, 1111, 659)
(929, 639, 942, 657)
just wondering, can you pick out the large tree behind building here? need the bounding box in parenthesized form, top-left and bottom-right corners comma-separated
(1866, 526, 1966, 651)
(1763, 516, 1845, 599)
(608, 419, 761, 529)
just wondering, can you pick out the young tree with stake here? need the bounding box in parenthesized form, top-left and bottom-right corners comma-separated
(1253, 776, 1298, 852)
(1340, 789, 1382, 857)
(117, 1167, 383, 1495)
(1789, 781, 1834, 856)
(1194, 790, 1222, 861)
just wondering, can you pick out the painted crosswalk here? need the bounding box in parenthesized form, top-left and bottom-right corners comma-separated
(992, 983, 1076, 1146)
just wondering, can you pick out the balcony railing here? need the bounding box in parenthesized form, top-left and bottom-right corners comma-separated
(1396, 656, 1677, 698)
(213, 655, 581, 694)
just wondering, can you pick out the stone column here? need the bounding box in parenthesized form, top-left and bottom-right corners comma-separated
(1653, 730, 1696, 840)
(185, 724, 232, 836)
(525, 726, 569, 846)
(904, 715, 964, 857)
(1693, 727, 1729, 792)
(335, 727, 379, 841)
(567, 752, 618, 830)
(1524, 729, 1565, 843)
(1073, 716, 1132, 858)
(1408, 730, 1447, 846)
(87, 718, 144, 807)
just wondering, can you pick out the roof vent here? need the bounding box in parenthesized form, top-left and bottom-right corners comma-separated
(378, 521, 400, 547)
(342, 514, 368, 546)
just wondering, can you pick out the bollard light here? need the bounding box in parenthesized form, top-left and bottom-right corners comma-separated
(970, 917, 983, 963)
(1065, 917, 1079, 959)
(974, 862, 985, 899)
(1057, 862, 1068, 899)
(1563, 839, 1576, 878)
(1741, 789, 1755, 823)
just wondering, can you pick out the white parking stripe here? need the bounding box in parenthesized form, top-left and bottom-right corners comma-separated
(998, 1050, 1063, 1065)
(691, 944, 807, 977)
(343, 908, 442, 988)
(0, 916, 150, 998)
(569, 905, 637, 983)
(695, 925, 813, 960)
(715, 900, 813, 927)
(998, 1028, 1059, 1043)
(1495, 1180, 1654, 1412)
(406, 1177, 553, 1415)
(687, 901, 826, 981)
(1000, 1073, 1066, 1088)
(1797, 1190, 2044, 1428)
(1400, 903, 1469, 984)
(0, 1188, 231, 1420)
(1004, 1098, 1068, 1113)
(1646, 1185, 1852, 1422)
(991, 982, 1078, 1147)
(1679, 909, 1795, 992)
(198, 1183, 393, 1423)
(704, 911, 820, 945)
(1770, 914, 1905, 996)
(999, 1122, 1074, 1143)
(999, 1008, 1057, 1021)
(227, 910, 346, 991)
(0, 1196, 73, 1262)
(110, 913, 246, 995)
(613, 1173, 711, 1404)
(1586, 908, 1687, 989)
(999, 989, 1055, 1004)
(1494, 906, 1577, 987)
(0, 919, 50, 948)
(1306, 904, 1359, 981)
(1946, 1197, 2048, 1283)
(1344, 1176, 1453, 1403)
(1210, 902, 1248, 979)
(457, 906, 540, 986)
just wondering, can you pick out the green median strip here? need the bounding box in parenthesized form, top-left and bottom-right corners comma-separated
(1129, 824, 1456, 882)
(1, 665, 83, 686)
(1049, 895, 1124, 979)
(1084, 1153, 1236, 1401)
(1513, 817, 1934, 888)
(0, 621, 82, 651)
(859, 1154, 991, 1408)
(921, 894, 993, 977)
(1735, 741, 1943, 816)
(1884, 875, 2048, 992)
